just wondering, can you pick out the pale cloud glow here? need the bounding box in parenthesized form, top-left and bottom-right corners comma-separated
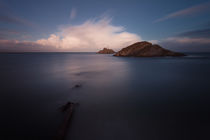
(0, 18, 141, 52)
(36, 18, 141, 51)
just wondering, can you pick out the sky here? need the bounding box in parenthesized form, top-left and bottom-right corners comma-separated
(0, 0, 210, 52)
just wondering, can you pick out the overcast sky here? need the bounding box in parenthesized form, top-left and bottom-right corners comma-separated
(0, 0, 210, 52)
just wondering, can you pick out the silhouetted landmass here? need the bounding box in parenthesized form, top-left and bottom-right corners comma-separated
(97, 48, 115, 54)
(114, 41, 185, 57)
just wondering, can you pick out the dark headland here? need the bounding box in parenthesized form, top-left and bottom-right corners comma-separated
(114, 41, 185, 57)
(97, 48, 115, 54)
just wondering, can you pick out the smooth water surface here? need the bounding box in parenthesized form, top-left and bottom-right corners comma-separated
(0, 53, 210, 140)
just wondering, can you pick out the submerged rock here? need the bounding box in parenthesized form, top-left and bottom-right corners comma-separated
(97, 48, 115, 54)
(114, 41, 185, 57)
(60, 102, 74, 112)
(74, 84, 82, 88)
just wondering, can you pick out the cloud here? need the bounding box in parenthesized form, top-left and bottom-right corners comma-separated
(0, 40, 44, 52)
(36, 18, 141, 51)
(0, 2, 35, 27)
(70, 8, 77, 20)
(149, 40, 159, 44)
(0, 28, 20, 39)
(155, 2, 210, 22)
(159, 28, 210, 52)
(0, 14, 30, 26)
(159, 37, 210, 52)
(0, 14, 36, 27)
(155, 26, 210, 52)
(0, 18, 141, 52)
(164, 37, 210, 44)
(0, 28, 34, 40)
(178, 28, 210, 38)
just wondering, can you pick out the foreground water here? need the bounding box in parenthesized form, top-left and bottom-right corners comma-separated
(0, 53, 210, 140)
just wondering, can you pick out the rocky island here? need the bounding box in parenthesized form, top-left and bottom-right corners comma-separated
(114, 41, 185, 57)
(97, 48, 115, 54)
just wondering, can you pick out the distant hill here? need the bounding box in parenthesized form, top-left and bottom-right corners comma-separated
(114, 41, 185, 57)
(97, 48, 115, 54)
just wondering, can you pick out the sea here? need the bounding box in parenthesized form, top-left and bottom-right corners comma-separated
(0, 52, 210, 140)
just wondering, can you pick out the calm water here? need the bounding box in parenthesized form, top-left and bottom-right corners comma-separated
(0, 53, 210, 140)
